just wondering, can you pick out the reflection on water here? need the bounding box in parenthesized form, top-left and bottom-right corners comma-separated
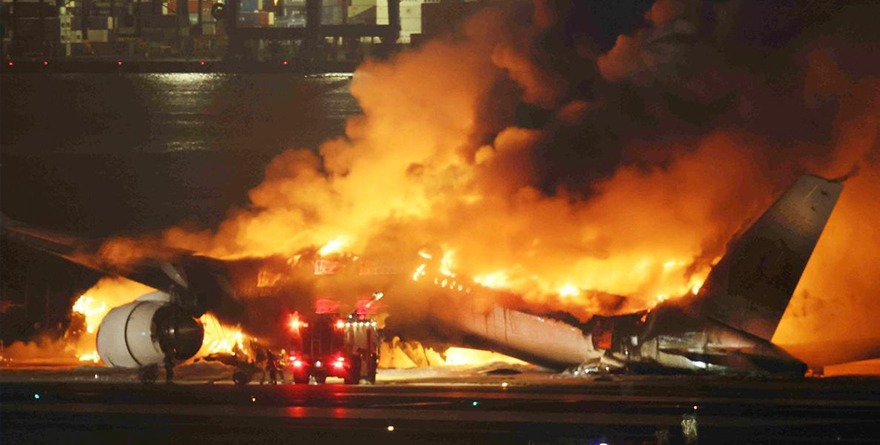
(0, 73, 358, 155)
(0, 72, 360, 233)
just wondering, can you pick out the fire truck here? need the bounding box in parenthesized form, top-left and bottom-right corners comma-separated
(287, 299, 380, 384)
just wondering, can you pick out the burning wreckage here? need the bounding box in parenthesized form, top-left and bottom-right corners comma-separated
(0, 174, 848, 378)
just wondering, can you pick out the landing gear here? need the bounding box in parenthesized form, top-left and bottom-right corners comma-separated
(138, 365, 159, 384)
(344, 361, 361, 385)
(164, 355, 175, 384)
(366, 353, 377, 384)
(233, 370, 252, 386)
(293, 373, 310, 384)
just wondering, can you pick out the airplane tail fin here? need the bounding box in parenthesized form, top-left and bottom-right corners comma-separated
(694, 175, 843, 341)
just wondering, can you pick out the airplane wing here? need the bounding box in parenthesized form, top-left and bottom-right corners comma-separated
(1, 214, 243, 319)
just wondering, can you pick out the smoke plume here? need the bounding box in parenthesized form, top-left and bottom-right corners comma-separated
(99, 1, 879, 354)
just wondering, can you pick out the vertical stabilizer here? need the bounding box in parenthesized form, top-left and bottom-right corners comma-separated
(695, 175, 843, 340)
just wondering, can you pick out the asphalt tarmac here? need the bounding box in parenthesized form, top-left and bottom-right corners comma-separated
(3, 374, 880, 445)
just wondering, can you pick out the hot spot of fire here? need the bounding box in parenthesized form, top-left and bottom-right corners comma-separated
(443, 347, 527, 366)
(198, 313, 252, 359)
(72, 295, 108, 334)
(95, 2, 880, 367)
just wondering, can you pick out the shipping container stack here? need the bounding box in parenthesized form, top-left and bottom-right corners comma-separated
(237, 0, 275, 28)
(4, 0, 61, 56)
(274, 0, 305, 28)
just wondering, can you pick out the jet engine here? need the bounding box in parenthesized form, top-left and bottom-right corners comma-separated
(96, 292, 204, 368)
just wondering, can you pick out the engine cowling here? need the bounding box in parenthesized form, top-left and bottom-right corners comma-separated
(96, 292, 204, 368)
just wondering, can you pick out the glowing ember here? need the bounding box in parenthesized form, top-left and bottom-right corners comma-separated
(77, 351, 101, 363)
(439, 250, 456, 277)
(412, 263, 427, 281)
(318, 238, 348, 256)
(558, 284, 580, 298)
(474, 271, 509, 289)
(443, 347, 527, 366)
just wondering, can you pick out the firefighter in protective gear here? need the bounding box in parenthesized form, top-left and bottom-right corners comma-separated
(266, 349, 279, 384)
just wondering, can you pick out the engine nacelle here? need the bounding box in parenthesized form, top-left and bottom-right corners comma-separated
(96, 292, 204, 368)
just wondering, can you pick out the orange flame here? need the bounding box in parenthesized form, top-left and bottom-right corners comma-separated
(145, 4, 880, 367)
(198, 313, 251, 358)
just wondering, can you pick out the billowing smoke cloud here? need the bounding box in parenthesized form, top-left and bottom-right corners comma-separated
(101, 1, 878, 352)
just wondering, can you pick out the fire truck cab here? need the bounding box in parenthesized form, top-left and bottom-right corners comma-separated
(288, 312, 379, 384)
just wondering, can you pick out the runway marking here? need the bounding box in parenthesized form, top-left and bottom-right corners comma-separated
(1, 402, 869, 428)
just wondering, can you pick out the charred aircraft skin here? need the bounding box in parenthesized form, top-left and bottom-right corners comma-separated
(0, 175, 848, 376)
(395, 175, 843, 375)
(585, 305, 807, 375)
(565, 174, 842, 375)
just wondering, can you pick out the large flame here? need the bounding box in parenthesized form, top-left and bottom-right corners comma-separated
(71, 278, 154, 363)
(66, 278, 254, 363)
(94, 1, 879, 369)
(198, 313, 252, 359)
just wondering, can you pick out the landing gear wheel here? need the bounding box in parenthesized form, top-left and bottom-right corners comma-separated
(233, 370, 251, 386)
(293, 374, 309, 384)
(139, 365, 158, 384)
(367, 356, 377, 384)
(344, 362, 361, 385)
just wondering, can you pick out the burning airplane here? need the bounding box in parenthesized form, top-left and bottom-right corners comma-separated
(2, 1, 879, 377)
(0, 173, 851, 375)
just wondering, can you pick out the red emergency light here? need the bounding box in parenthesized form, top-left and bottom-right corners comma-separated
(288, 313, 308, 331)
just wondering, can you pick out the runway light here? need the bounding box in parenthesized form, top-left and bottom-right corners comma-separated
(501, 382, 509, 389)
(117, 61, 123, 66)
(386, 425, 395, 432)
(472, 400, 479, 407)
(200, 61, 206, 66)
(34, 393, 40, 400)
(251, 396, 256, 402)
(43, 60, 49, 66)
(6, 61, 13, 67)
(282, 60, 289, 65)
(693, 405, 698, 411)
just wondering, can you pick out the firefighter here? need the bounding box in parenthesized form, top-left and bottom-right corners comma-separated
(255, 347, 267, 384)
(266, 348, 279, 385)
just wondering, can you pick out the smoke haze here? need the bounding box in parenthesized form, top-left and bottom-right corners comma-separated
(96, 1, 879, 353)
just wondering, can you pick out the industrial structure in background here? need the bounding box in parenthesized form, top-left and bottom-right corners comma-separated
(0, 0, 488, 64)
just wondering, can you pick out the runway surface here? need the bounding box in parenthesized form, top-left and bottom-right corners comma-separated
(3, 372, 880, 444)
